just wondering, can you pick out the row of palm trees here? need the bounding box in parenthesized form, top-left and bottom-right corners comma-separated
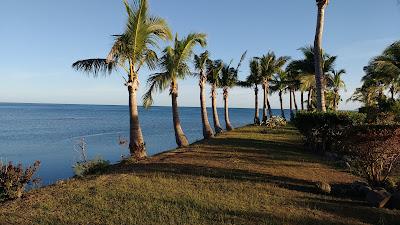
(350, 41, 400, 106)
(71, 0, 340, 159)
(239, 48, 346, 124)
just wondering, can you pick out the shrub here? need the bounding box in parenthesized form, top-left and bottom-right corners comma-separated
(292, 111, 366, 152)
(73, 157, 110, 178)
(265, 116, 287, 129)
(336, 124, 400, 187)
(0, 161, 40, 201)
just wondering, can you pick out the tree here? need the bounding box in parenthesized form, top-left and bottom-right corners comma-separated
(327, 69, 346, 111)
(259, 52, 290, 123)
(194, 51, 214, 139)
(372, 41, 400, 100)
(314, 0, 330, 112)
(206, 59, 224, 134)
(288, 46, 336, 111)
(143, 33, 207, 148)
(72, 0, 171, 159)
(238, 58, 263, 124)
(219, 52, 247, 131)
(271, 71, 288, 119)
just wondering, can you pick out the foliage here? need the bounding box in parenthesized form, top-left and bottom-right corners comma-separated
(142, 33, 207, 107)
(336, 124, 400, 187)
(292, 111, 366, 152)
(265, 116, 287, 129)
(73, 157, 110, 178)
(0, 161, 40, 201)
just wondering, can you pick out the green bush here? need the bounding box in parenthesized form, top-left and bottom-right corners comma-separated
(73, 157, 110, 178)
(0, 161, 40, 201)
(335, 124, 400, 187)
(292, 111, 366, 152)
(265, 116, 287, 129)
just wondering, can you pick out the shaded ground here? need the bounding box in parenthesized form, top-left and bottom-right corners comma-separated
(1, 125, 399, 225)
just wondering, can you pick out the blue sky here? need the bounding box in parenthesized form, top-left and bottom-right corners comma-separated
(0, 0, 399, 110)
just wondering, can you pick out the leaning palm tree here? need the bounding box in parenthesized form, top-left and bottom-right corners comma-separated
(271, 71, 288, 119)
(327, 69, 346, 111)
(372, 41, 400, 100)
(220, 52, 247, 131)
(206, 59, 224, 134)
(143, 33, 207, 148)
(72, 0, 171, 159)
(193, 51, 214, 139)
(314, 0, 330, 112)
(238, 58, 263, 124)
(258, 52, 290, 123)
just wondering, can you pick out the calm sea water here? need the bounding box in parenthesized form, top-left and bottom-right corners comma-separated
(0, 103, 291, 184)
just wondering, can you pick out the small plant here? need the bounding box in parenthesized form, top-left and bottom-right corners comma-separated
(337, 124, 400, 187)
(73, 156, 110, 178)
(72, 138, 110, 178)
(0, 161, 40, 201)
(265, 116, 287, 129)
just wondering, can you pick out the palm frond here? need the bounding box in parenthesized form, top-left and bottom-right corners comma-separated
(72, 59, 115, 77)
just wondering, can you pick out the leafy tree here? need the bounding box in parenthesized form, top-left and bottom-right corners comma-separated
(271, 71, 288, 119)
(194, 51, 214, 139)
(143, 33, 207, 147)
(72, 0, 171, 159)
(327, 69, 346, 111)
(206, 59, 224, 134)
(220, 52, 247, 131)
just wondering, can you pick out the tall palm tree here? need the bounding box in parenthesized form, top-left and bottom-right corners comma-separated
(327, 69, 346, 111)
(238, 58, 263, 124)
(206, 60, 224, 134)
(220, 52, 247, 131)
(372, 41, 400, 100)
(72, 0, 171, 159)
(143, 33, 207, 148)
(314, 0, 330, 112)
(271, 71, 288, 119)
(288, 46, 336, 111)
(259, 52, 290, 123)
(194, 51, 214, 139)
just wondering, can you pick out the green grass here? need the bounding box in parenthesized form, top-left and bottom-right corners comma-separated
(1, 125, 399, 225)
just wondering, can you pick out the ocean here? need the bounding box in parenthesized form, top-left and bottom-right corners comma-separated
(0, 103, 292, 184)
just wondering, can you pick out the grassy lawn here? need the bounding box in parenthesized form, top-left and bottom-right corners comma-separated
(1, 125, 399, 225)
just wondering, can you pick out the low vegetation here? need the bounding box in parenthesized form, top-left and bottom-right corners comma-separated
(1, 126, 399, 225)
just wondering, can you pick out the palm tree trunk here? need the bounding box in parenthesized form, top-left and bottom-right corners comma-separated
(254, 86, 260, 125)
(293, 90, 298, 111)
(211, 84, 223, 134)
(301, 91, 304, 110)
(290, 89, 294, 118)
(199, 77, 214, 139)
(390, 85, 395, 100)
(128, 79, 146, 159)
(223, 88, 233, 131)
(314, 1, 328, 112)
(333, 89, 338, 111)
(307, 88, 313, 111)
(264, 80, 273, 120)
(262, 84, 268, 124)
(279, 91, 285, 119)
(170, 81, 189, 148)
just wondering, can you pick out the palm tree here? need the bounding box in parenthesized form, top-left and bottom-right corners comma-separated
(271, 71, 288, 119)
(206, 60, 224, 134)
(143, 33, 207, 148)
(372, 41, 400, 100)
(238, 58, 263, 124)
(314, 0, 330, 112)
(288, 46, 336, 111)
(259, 52, 290, 123)
(72, 0, 171, 159)
(220, 52, 247, 131)
(194, 51, 214, 139)
(327, 69, 346, 111)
